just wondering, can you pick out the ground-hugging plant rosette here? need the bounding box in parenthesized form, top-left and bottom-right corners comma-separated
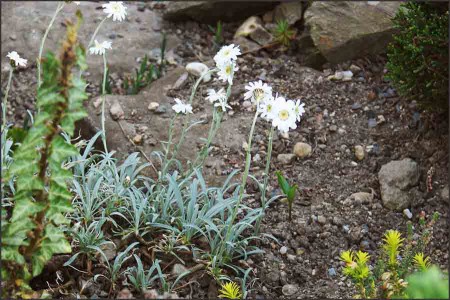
(1, 2, 309, 298)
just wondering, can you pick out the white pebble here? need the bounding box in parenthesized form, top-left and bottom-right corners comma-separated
(403, 208, 413, 219)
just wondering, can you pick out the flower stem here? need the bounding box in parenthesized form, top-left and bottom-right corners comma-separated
(37, 1, 65, 88)
(2, 68, 14, 131)
(255, 125, 274, 233)
(78, 16, 108, 78)
(101, 53, 108, 153)
(220, 109, 259, 259)
(171, 68, 217, 161)
(161, 115, 177, 177)
(87, 17, 108, 50)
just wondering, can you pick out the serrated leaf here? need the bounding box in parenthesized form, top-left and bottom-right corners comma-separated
(37, 86, 64, 107)
(75, 45, 87, 71)
(50, 136, 78, 163)
(68, 86, 88, 103)
(49, 166, 72, 188)
(31, 225, 71, 277)
(11, 192, 46, 222)
(48, 183, 72, 203)
(45, 212, 70, 225)
(16, 175, 44, 192)
(60, 111, 88, 135)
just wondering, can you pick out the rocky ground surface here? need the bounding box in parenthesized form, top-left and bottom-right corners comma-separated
(2, 1, 448, 299)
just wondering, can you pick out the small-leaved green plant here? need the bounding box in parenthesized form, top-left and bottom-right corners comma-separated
(218, 281, 242, 299)
(273, 19, 296, 47)
(275, 170, 297, 221)
(340, 213, 442, 299)
(209, 20, 224, 51)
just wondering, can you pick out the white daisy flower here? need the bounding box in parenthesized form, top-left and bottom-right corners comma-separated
(172, 98, 193, 114)
(6, 51, 27, 67)
(217, 60, 238, 85)
(214, 98, 232, 112)
(293, 99, 306, 122)
(213, 44, 241, 66)
(74, 1, 81, 5)
(272, 96, 297, 133)
(206, 88, 226, 104)
(102, 1, 127, 22)
(89, 40, 112, 55)
(258, 95, 276, 121)
(244, 80, 272, 104)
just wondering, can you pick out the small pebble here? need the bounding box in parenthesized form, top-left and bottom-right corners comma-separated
(279, 246, 288, 255)
(403, 208, 413, 219)
(148, 102, 159, 111)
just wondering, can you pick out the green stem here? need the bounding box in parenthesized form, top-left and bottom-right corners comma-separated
(2, 68, 14, 131)
(220, 109, 259, 259)
(171, 68, 217, 161)
(78, 16, 108, 78)
(161, 115, 177, 177)
(255, 125, 274, 233)
(101, 53, 108, 153)
(87, 17, 108, 50)
(37, 1, 65, 88)
(190, 81, 233, 173)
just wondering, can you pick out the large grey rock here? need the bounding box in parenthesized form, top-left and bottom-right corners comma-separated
(304, 1, 401, 64)
(163, 1, 277, 24)
(234, 16, 273, 46)
(378, 158, 420, 211)
(1, 2, 180, 80)
(273, 2, 303, 25)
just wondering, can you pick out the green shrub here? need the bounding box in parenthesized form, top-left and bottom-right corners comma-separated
(386, 2, 448, 111)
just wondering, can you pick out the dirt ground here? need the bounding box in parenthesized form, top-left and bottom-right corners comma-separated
(2, 3, 448, 299)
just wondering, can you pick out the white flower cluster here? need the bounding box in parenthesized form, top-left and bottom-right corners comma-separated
(245, 80, 305, 133)
(88, 2, 128, 56)
(172, 98, 193, 115)
(89, 40, 112, 55)
(102, 1, 127, 22)
(6, 51, 27, 67)
(213, 44, 241, 84)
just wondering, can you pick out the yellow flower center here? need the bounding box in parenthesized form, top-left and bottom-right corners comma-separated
(279, 109, 289, 121)
(224, 49, 230, 56)
(253, 88, 264, 102)
(225, 65, 232, 75)
(112, 3, 121, 12)
(267, 104, 273, 112)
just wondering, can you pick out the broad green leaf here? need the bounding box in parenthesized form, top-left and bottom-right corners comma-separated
(287, 185, 297, 202)
(275, 171, 290, 195)
(2, 218, 33, 246)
